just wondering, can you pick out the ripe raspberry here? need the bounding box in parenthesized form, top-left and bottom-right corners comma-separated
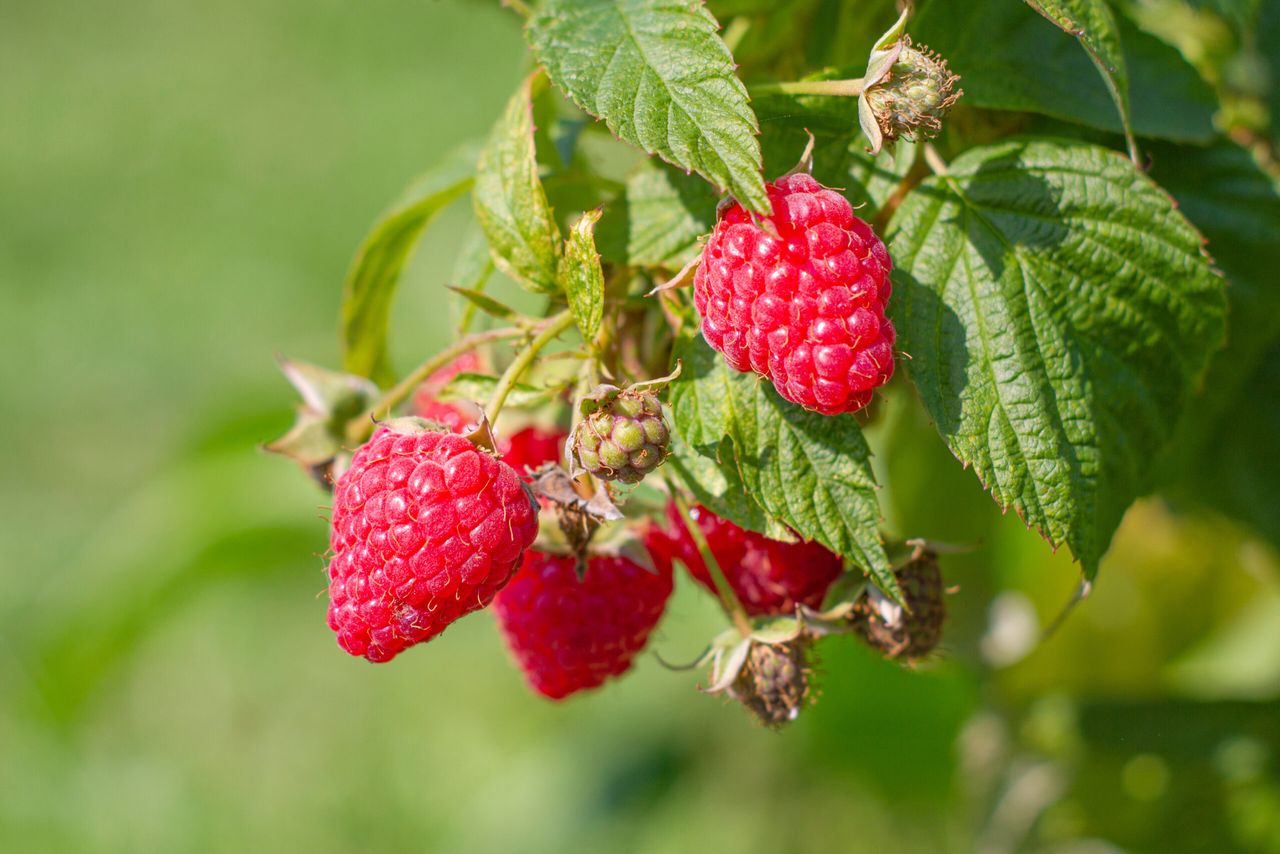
(571, 386, 670, 484)
(694, 173, 895, 415)
(648, 504, 843, 616)
(326, 420, 540, 662)
(493, 550, 673, 699)
(502, 425, 567, 473)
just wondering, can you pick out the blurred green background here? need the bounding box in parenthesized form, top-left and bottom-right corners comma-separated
(3, 1, 1279, 851)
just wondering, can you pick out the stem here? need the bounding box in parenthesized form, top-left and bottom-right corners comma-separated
(485, 310, 574, 425)
(670, 490, 753, 638)
(501, 0, 531, 17)
(751, 78, 865, 98)
(923, 142, 950, 176)
(347, 325, 529, 443)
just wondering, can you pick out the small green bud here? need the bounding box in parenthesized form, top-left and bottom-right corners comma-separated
(862, 37, 961, 147)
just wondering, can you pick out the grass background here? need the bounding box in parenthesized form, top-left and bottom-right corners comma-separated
(2, 1, 1279, 851)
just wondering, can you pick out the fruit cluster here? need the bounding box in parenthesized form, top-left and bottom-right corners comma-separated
(279, 170, 946, 724)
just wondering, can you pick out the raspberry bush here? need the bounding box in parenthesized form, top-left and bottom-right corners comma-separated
(267, 0, 1280, 726)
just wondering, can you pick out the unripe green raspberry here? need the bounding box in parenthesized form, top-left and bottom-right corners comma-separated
(862, 37, 961, 146)
(571, 385, 671, 484)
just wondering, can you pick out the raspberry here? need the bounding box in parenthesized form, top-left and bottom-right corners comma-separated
(326, 420, 540, 662)
(648, 504, 843, 616)
(728, 638, 813, 728)
(502, 425, 566, 473)
(693, 173, 896, 415)
(493, 550, 673, 699)
(852, 547, 945, 662)
(571, 385, 670, 484)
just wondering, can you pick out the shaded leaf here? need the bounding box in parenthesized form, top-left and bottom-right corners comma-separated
(1024, 0, 1136, 160)
(890, 137, 1227, 576)
(597, 159, 719, 268)
(912, 0, 1216, 143)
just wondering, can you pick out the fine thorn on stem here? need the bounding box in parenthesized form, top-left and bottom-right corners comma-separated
(670, 489, 754, 638)
(485, 310, 575, 426)
(347, 324, 530, 443)
(751, 78, 866, 98)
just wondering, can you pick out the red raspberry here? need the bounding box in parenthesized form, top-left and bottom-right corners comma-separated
(648, 503, 842, 616)
(694, 173, 896, 415)
(502, 425, 566, 473)
(326, 421, 540, 662)
(493, 550, 673, 699)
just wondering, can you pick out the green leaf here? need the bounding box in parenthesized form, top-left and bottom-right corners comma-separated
(1151, 140, 1280, 463)
(446, 286, 518, 322)
(448, 219, 497, 331)
(1150, 140, 1280, 545)
(473, 73, 563, 294)
(668, 331, 896, 596)
(597, 159, 719, 268)
(437, 372, 560, 410)
(912, 0, 1216, 143)
(339, 145, 476, 381)
(1024, 0, 1136, 161)
(666, 433, 791, 541)
(528, 0, 769, 214)
(1184, 345, 1280, 546)
(561, 209, 605, 344)
(890, 138, 1227, 576)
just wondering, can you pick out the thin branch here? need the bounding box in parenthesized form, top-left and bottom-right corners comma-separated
(485, 310, 575, 424)
(751, 78, 866, 98)
(346, 325, 530, 443)
(671, 490, 754, 638)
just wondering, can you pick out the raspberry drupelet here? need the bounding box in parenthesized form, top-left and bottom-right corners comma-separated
(694, 172, 896, 415)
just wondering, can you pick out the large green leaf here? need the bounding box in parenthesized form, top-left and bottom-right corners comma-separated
(1185, 345, 1280, 546)
(473, 73, 563, 294)
(339, 145, 476, 381)
(527, 0, 769, 214)
(668, 331, 894, 592)
(1150, 141, 1280, 545)
(912, 0, 1216, 143)
(1151, 140, 1280, 466)
(597, 159, 719, 269)
(890, 138, 1226, 576)
(1024, 0, 1136, 159)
